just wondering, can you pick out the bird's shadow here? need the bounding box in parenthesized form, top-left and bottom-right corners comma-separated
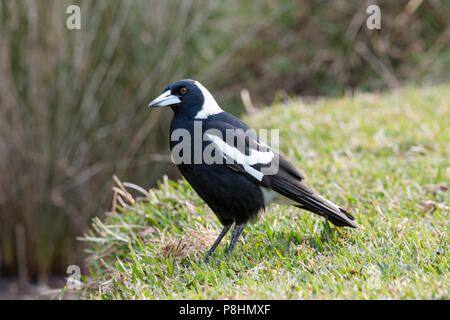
(180, 222, 346, 269)
(267, 221, 345, 256)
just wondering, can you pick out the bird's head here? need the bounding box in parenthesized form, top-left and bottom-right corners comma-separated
(148, 79, 222, 119)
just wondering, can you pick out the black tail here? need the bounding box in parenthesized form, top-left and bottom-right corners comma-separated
(271, 177, 358, 228)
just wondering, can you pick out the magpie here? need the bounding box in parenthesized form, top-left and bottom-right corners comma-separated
(148, 79, 357, 262)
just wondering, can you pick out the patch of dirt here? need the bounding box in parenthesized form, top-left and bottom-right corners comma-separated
(0, 276, 80, 300)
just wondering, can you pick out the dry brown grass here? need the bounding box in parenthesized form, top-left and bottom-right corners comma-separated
(159, 227, 217, 260)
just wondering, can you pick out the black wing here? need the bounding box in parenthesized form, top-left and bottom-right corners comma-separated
(204, 114, 358, 228)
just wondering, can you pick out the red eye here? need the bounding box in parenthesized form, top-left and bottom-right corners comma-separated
(180, 87, 188, 95)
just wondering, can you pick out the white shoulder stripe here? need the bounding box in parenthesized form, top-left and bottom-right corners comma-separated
(205, 133, 274, 181)
(194, 81, 223, 119)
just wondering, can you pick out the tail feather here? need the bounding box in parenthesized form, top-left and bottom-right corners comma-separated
(271, 177, 358, 228)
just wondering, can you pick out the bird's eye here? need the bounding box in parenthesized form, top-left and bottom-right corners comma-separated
(179, 87, 188, 95)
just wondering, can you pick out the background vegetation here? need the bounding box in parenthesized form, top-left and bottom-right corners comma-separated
(82, 85, 449, 299)
(0, 0, 448, 284)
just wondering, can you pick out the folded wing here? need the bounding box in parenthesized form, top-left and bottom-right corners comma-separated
(204, 125, 357, 228)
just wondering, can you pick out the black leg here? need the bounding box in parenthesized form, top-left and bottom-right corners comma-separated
(204, 225, 231, 262)
(225, 223, 246, 258)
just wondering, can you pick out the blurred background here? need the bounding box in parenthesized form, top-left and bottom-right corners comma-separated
(0, 0, 448, 296)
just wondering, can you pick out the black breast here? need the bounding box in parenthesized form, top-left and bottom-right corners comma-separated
(178, 163, 265, 225)
(169, 115, 265, 225)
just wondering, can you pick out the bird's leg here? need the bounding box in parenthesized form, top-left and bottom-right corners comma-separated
(225, 223, 246, 258)
(204, 225, 231, 263)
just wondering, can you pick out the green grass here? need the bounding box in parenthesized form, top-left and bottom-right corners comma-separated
(80, 85, 449, 299)
(3, 0, 449, 279)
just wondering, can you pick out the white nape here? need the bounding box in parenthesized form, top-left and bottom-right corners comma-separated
(194, 81, 223, 119)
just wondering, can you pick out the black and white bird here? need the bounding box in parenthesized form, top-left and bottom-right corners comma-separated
(148, 79, 357, 262)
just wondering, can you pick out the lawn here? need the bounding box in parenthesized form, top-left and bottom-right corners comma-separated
(80, 85, 449, 299)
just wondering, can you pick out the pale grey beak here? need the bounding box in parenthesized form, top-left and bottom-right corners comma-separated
(148, 90, 181, 108)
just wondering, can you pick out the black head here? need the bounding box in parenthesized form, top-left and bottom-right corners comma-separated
(148, 79, 222, 119)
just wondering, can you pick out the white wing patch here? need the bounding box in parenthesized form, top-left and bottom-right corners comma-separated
(317, 194, 341, 212)
(205, 133, 274, 181)
(194, 81, 223, 119)
(259, 187, 297, 206)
